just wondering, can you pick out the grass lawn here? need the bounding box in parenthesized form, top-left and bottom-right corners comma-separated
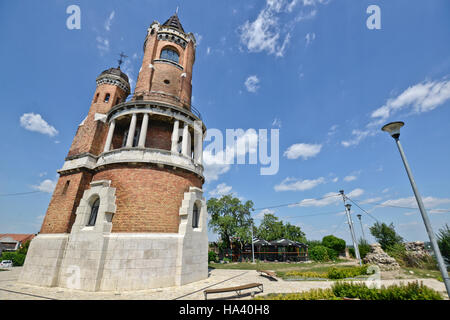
(208, 260, 351, 272)
(400, 267, 444, 281)
(208, 259, 369, 280)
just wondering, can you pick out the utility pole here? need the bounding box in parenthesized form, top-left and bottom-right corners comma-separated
(250, 220, 255, 263)
(339, 190, 362, 266)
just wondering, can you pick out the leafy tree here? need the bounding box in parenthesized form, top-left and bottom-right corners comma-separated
(256, 213, 305, 242)
(284, 222, 306, 243)
(17, 240, 31, 255)
(256, 213, 284, 241)
(322, 235, 346, 254)
(207, 195, 254, 251)
(369, 222, 403, 250)
(437, 224, 450, 265)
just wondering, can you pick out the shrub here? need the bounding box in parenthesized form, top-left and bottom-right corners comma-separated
(385, 243, 407, 266)
(309, 245, 330, 262)
(322, 235, 346, 253)
(348, 247, 355, 258)
(1, 252, 26, 266)
(326, 247, 338, 261)
(437, 224, 450, 265)
(283, 271, 328, 279)
(332, 281, 442, 300)
(254, 288, 339, 300)
(327, 265, 371, 279)
(255, 281, 442, 300)
(208, 251, 217, 262)
(358, 239, 371, 259)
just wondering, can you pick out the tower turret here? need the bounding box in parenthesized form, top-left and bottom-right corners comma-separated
(134, 13, 196, 110)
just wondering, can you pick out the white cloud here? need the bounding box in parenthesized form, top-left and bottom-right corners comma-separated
(343, 175, 357, 182)
(332, 177, 339, 183)
(359, 197, 383, 205)
(20, 113, 58, 137)
(274, 177, 325, 191)
(104, 10, 115, 31)
(272, 117, 282, 128)
(305, 32, 316, 46)
(206, 47, 211, 55)
(209, 183, 233, 197)
(96, 36, 110, 55)
(194, 33, 203, 46)
(341, 129, 374, 148)
(284, 143, 322, 160)
(203, 129, 259, 182)
(342, 77, 450, 147)
(292, 191, 340, 207)
(254, 208, 275, 220)
(32, 179, 57, 193)
(245, 75, 260, 93)
(347, 188, 364, 198)
(380, 196, 450, 209)
(371, 79, 450, 122)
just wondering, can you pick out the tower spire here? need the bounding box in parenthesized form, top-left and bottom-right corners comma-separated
(117, 52, 128, 68)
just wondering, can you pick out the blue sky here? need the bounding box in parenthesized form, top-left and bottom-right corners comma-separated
(1, 0, 449, 245)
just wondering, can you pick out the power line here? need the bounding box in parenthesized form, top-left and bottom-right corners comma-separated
(373, 203, 450, 213)
(0, 191, 43, 197)
(254, 193, 340, 211)
(345, 196, 380, 222)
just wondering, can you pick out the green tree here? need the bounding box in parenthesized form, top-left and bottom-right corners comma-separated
(256, 213, 306, 242)
(207, 195, 254, 251)
(437, 224, 450, 265)
(284, 222, 306, 243)
(256, 213, 284, 241)
(322, 235, 346, 254)
(369, 222, 403, 250)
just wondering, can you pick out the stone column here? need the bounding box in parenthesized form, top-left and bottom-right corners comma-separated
(103, 120, 116, 152)
(126, 113, 137, 147)
(171, 120, 180, 153)
(138, 113, 149, 148)
(181, 123, 190, 157)
(194, 129, 203, 164)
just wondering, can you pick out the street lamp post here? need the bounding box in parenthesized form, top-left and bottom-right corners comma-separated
(346, 203, 362, 266)
(382, 121, 450, 296)
(357, 214, 366, 241)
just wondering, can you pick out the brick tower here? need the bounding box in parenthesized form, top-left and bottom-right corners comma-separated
(20, 13, 208, 291)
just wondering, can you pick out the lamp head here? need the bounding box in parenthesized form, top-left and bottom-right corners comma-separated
(345, 203, 351, 211)
(357, 214, 362, 220)
(381, 121, 404, 139)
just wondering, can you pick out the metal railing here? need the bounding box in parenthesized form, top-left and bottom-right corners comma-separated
(124, 91, 202, 120)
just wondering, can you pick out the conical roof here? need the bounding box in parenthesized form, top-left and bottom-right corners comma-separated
(99, 67, 129, 83)
(162, 13, 185, 32)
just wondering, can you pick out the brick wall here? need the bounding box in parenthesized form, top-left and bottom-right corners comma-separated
(92, 165, 202, 233)
(40, 171, 93, 234)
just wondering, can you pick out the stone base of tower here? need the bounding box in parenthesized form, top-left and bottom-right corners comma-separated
(19, 187, 208, 292)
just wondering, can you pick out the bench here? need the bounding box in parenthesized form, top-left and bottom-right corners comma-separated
(203, 283, 263, 300)
(257, 270, 277, 280)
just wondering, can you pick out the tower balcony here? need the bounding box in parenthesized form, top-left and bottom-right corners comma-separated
(125, 91, 201, 120)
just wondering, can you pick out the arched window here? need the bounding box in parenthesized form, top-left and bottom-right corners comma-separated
(192, 203, 199, 228)
(104, 93, 110, 103)
(160, 48, 179, 63)
(87, 198, 100, 226)
(94, 93, 99, 103)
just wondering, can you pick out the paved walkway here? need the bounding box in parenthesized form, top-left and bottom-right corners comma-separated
(0, 267, 447, 300)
